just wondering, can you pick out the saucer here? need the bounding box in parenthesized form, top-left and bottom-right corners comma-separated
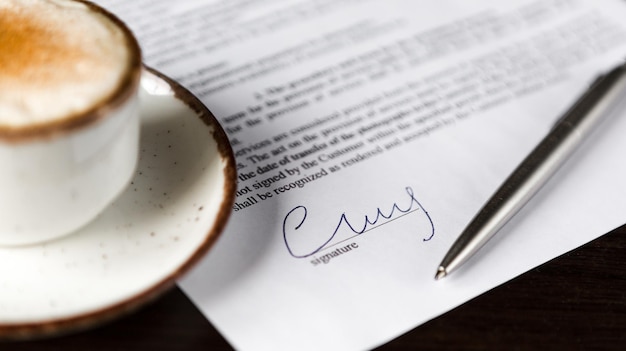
(0, 68, 236, 340)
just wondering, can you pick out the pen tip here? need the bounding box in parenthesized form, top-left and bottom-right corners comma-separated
(435, 267, 447, 280)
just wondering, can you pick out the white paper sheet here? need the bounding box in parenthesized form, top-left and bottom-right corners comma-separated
(97, 0, 626, 349)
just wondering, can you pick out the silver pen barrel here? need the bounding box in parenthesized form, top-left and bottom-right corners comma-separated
(436, 63, 626, 280)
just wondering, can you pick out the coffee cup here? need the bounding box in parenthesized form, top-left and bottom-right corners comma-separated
(0, 0, 142, 245)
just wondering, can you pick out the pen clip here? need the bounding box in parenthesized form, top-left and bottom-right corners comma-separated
(552, 63, 626, 129)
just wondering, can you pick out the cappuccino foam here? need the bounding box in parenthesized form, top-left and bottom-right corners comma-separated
(0, 0, 132, 128)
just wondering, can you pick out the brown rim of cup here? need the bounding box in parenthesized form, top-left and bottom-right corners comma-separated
(0, 0, 143, 144)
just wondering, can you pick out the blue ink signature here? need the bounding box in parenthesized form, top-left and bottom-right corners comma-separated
(282, 186, 435, 258)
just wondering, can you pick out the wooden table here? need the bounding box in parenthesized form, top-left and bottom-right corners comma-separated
(8, 225, 626, 350)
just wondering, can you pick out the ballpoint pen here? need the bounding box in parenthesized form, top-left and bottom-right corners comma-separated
(435, 62, 626, 280)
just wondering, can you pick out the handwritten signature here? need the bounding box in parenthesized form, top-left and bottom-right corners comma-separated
(282, 186, 435, 258)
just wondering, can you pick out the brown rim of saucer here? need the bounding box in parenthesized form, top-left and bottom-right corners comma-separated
(0, 0, 143, 143)
(0, 67, 237, 341)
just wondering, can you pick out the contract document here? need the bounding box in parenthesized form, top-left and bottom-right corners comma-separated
(97, 0, 626, 349)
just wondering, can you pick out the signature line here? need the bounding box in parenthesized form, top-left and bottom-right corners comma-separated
(318, 209, 419, 252)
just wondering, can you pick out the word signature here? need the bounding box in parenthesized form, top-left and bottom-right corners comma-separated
(282, 187, 435, 258)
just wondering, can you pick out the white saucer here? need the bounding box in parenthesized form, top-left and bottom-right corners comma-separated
(0, 68, 236, 340)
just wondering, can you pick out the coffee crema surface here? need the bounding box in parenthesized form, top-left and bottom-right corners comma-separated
(0, 0, 132, 129)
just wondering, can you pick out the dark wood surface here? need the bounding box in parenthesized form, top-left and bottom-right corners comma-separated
(7, 224, 626, 350)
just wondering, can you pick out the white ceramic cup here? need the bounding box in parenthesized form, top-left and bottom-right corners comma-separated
(0, 0, 142, 246)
